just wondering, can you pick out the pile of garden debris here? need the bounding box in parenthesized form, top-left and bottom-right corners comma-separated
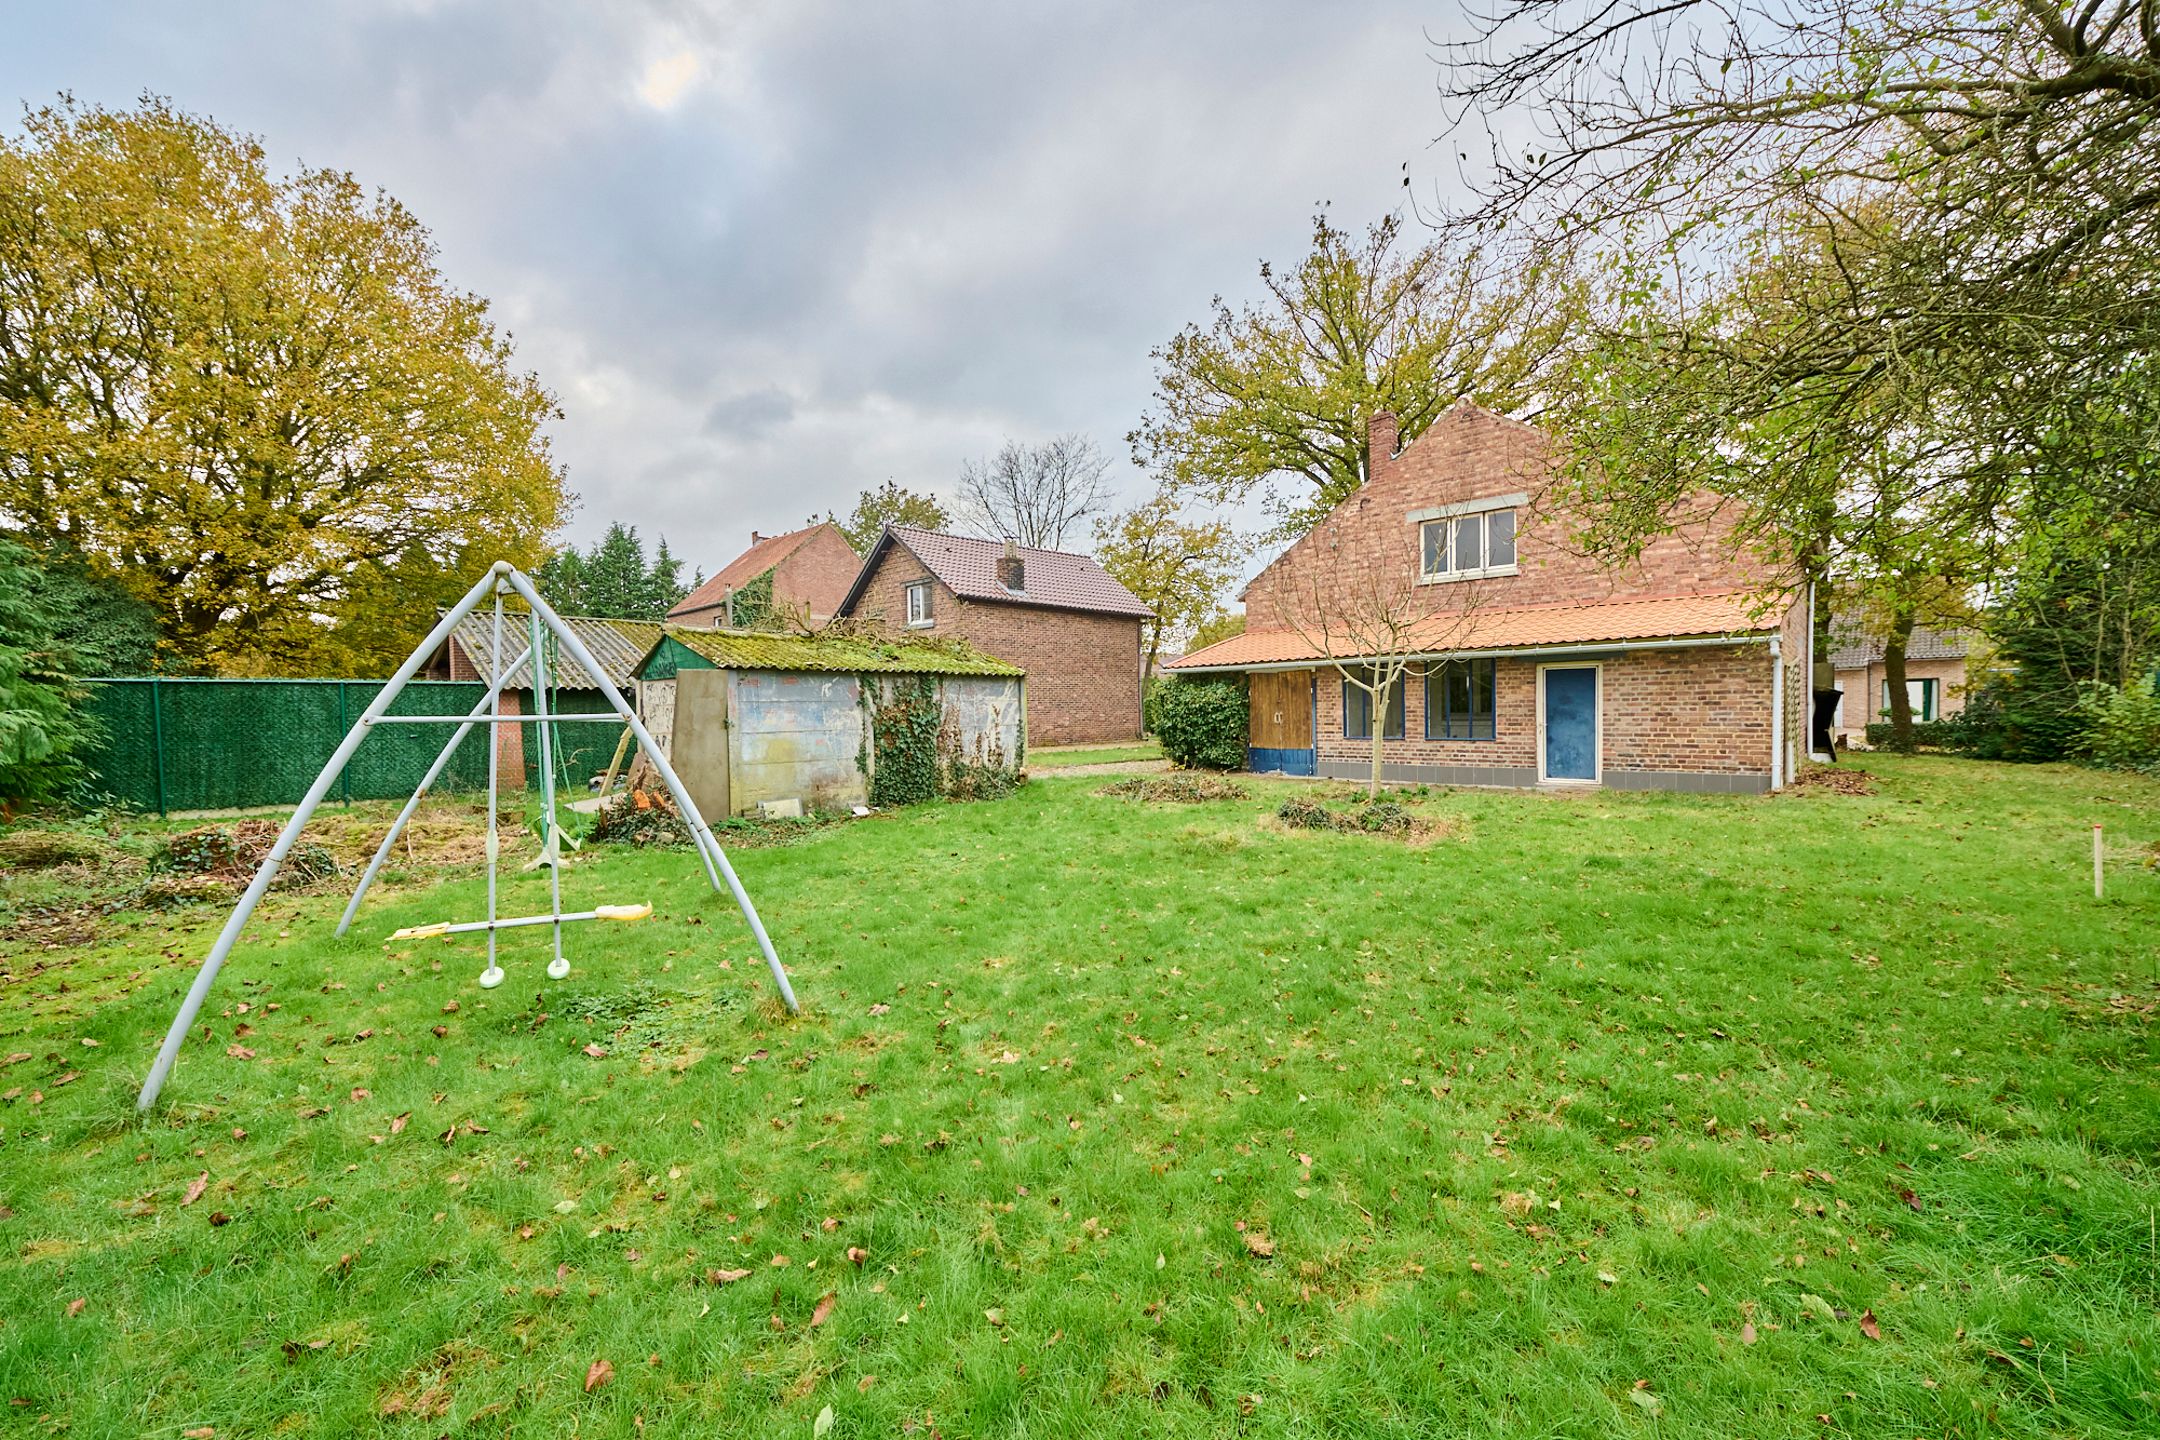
(1274, 795, 1451, 839)
(1096, 774, 1248, 804)
(1787, 765, 1876, 796)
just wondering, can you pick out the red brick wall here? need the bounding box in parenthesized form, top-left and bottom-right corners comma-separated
(1309, 643, 1780, 779)
(1832, 656, 1969, 735)
(773, 524, 863, 627)
(1243, 402, 1789, 631)
(848, 543, 1143, 745)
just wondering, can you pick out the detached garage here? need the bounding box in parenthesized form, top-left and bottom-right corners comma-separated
(632, 629, 1025, 817)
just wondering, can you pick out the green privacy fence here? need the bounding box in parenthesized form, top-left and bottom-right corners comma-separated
(80, 679, 628, 815)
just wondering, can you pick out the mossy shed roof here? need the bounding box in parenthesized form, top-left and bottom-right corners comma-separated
(635, 627, 1024, 680)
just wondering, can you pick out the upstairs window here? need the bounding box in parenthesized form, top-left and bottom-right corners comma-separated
(905, 580, 935, 628)
(1425, 658, 1497, 740)
(1417, 500, 1519, 583)
(1343, 668, 1405, 741)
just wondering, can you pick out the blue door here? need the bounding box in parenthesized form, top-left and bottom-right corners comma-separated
(1542, 667, 1598, 781)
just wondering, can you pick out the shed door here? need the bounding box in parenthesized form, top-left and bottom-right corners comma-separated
(1249, 671, 1313, 749)
(1540, 665, 1600, 783)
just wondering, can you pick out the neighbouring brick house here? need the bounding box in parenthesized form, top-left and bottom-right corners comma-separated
(1826, 623, 1974, 742)
(835, 525, 1151, 745)
(667, 522, 862, 629)
(1166, 401, 1810, 792)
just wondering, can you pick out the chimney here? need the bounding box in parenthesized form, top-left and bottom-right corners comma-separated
(750, 530, 764, 545)
(1367, 412, 1399, 478)
(997, 537, 1025, 591)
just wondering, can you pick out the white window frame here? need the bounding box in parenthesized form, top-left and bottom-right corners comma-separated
(1535, 662, 1602, 785)
(1410, 493, 1524, 585)
(905, 581, 935, 628)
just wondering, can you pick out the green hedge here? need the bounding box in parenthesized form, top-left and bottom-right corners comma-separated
(1152, 680, 1248, 770)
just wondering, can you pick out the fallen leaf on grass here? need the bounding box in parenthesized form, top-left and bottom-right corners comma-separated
(706, 1268, 752, 1285)
(1860, 1310, 1882, 1341)
(1243, 1231, 1275, 1259)
(65, 1298, 84, 1317)
(584, 1359, 613, 1393)
(1629, 1384, 1662, 1416)
(208, 1211, 232, 1227)
(1899, 1188, 1922, 1212)
(811, 1293, 836, 1328)
(857, 1375, 876, 1392)
(1800, 1294, 1838, 1324)
(183, 1428, 214, 1438)
(984, 1307, 1005, 1326)
(391, 1113, 409, 1135)
(181, 1172, 209, 1207)
(813, 1404, 835, 1439)
(846, 1246, 868, 1267)
(1596, 1271, 1618, 1286)
(1741, 1321, 1758, 1345)
(582, 1044, 608, 1059)
(224, 1045, 255, 1061)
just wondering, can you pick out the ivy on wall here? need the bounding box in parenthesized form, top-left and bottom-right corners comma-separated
(726, 569, 777, 629)
(860, 676, 1020, 806)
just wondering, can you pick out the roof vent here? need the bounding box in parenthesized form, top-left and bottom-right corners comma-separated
(997, 538, 1025, 592)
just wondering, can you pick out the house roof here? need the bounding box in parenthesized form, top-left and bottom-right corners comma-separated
(1165, 590, 1782, 671)
(1826, 624, 1971, 669)
(636, 626, 1024, 679)
(445, 612, 664, 691)
(668, 524, 844, 620)
(836, 525, 1153, 619)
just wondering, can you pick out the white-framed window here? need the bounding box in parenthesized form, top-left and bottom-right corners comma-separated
(1880, 677, 1937, 722)
(1415, 497, 1520, 583)
(905, 580, 935, 628)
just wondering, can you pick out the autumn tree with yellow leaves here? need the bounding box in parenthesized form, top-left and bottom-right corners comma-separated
(0, 97, 568, 675)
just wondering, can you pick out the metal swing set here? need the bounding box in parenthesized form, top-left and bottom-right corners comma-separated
(134, 561, 801, 1112)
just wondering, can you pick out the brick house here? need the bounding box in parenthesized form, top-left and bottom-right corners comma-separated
(667, 522, 861, 629)
(1826, 624, 1973, 743)
(1165, 401, 1810, 792)
(834, 525, 1151, 745)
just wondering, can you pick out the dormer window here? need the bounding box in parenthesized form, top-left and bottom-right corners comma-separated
(1412, 493, 1523, 584)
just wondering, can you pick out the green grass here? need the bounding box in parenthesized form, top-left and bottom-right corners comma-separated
(2, 756, 2157, 1437)
(1028, 739, 1164, 768)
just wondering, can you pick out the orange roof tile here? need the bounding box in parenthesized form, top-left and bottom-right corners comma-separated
(669, 524, 841, 620)
(1166, 590, 1783, 670)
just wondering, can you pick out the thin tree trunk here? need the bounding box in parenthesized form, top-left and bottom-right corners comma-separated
(1368, 671, 1392, 799)
(1883, 609, 1917, 752)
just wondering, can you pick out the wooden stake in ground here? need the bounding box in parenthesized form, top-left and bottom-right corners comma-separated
(2094, 824, 2104, 900)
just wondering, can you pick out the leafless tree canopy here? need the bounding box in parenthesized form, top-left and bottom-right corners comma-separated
(955, 434, 1114, 550)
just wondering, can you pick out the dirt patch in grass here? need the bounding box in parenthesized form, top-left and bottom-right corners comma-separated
(1096, 774, 1248, 803)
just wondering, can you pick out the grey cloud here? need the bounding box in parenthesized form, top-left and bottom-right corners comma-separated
(2, 0, 1472, 574)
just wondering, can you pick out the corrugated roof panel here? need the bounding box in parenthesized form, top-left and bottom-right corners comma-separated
(448, 612, 664, 690)
(1167, 590, 1783, 670)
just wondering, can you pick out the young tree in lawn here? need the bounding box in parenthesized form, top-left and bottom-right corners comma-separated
(1132, 212, 1575, 539)
(821, 481, 950, 554)
(956, 435, 1113, 549)
(1277, 531, 1486, 798)
(1093, 492, 1247, 673)
(0, 98, 567, 676)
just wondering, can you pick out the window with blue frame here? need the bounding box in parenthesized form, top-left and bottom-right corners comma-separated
(1343, 668, 1405, 740)
(1424, 658, 1496, 740)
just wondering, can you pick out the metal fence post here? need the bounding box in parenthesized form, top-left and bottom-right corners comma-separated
(338, 681, 351, 806)
(149, 676, 168, 817)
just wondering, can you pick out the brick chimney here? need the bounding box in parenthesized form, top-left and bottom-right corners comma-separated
(1367, 412, 1399, 479)
(996, 538, 1025, 591)
(750, 530, 764, 545)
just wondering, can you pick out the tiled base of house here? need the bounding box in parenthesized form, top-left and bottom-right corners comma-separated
(1311, 759, 1770, 794)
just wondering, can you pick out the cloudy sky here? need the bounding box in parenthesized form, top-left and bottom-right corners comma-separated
(5, 1, 1473, 572)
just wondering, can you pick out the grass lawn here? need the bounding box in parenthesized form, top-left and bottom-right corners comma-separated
(1027, 739, 1164, 768)
(2, 757, 2157, 1437)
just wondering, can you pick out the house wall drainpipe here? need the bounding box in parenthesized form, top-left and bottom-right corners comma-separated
(1769, 633, 1785, 790)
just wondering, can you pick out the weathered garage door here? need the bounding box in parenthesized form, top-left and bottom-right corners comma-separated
(1247, 670, 1316, 775)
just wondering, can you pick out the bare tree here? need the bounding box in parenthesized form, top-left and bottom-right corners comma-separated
(956, 434, 1114, 549)
(1278, 531, 1488, 797)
